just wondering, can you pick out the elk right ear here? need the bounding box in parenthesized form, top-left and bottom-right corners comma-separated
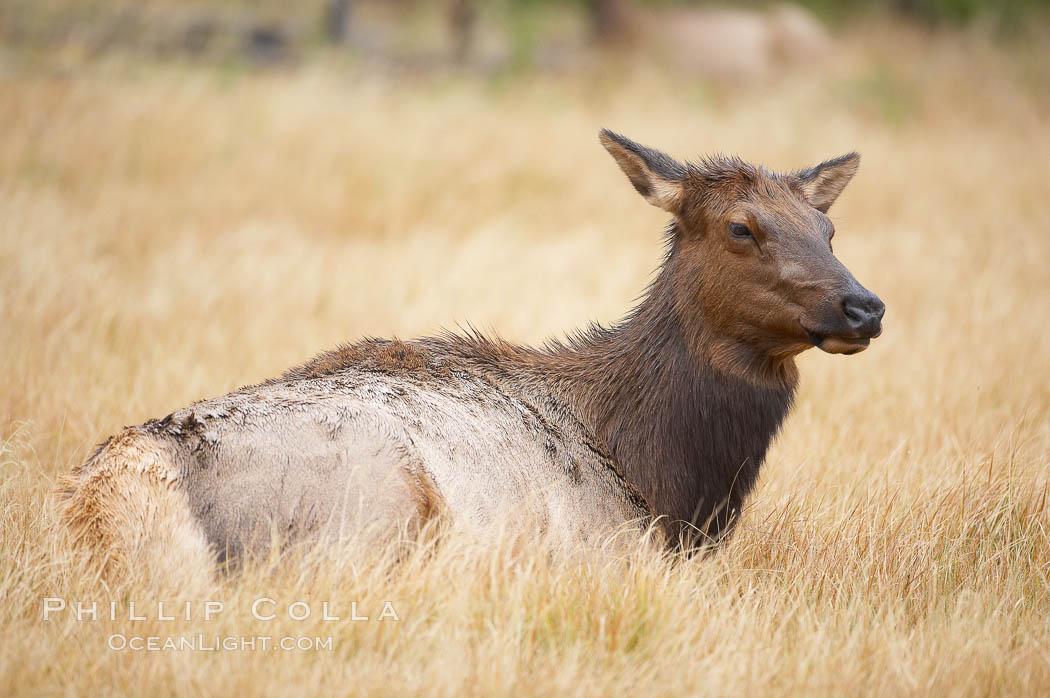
(600, 129, 686, 214)
(796, 152, 860, 213)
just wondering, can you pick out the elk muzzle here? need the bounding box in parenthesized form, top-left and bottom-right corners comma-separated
(803, 286, 885, 355)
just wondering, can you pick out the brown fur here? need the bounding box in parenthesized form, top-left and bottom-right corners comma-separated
(289, 338, 432, 380)
(401, 461, 446, 524)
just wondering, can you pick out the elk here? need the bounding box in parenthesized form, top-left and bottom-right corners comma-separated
(57, 131, 884, 571)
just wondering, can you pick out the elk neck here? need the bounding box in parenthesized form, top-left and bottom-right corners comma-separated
(546, 238, 798, 541)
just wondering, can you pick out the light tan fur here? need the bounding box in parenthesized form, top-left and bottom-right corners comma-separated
(56, 429, 214, 581)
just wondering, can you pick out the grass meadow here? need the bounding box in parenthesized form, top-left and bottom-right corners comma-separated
(2, 14, 1050, 697)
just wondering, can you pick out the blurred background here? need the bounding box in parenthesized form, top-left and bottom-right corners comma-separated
(2, 0, 1048, 73)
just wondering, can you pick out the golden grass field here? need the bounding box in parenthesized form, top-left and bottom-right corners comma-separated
(2, 17, 1050, 697)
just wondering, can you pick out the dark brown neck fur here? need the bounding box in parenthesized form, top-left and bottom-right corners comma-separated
(539, 241, 798, 544)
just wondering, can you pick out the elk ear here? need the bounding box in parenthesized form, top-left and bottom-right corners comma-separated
(796, 152, 860, 213)
(600, 129, 686, 214)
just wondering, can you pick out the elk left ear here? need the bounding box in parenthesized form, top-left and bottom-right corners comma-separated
(600, 129, 686, 215)
(796, 152, 860, 213)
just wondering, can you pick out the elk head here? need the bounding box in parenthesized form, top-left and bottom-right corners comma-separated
(601, 129, 885, 385)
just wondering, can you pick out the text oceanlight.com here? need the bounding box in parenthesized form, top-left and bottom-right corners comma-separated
(107, 634, 334, 652)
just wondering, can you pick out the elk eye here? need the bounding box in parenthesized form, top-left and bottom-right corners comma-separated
(728, 223, 753, 240)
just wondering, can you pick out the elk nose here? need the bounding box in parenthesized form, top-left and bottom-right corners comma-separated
(841, 292, 885, 337)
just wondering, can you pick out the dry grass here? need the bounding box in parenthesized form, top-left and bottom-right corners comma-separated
(2, 20, 1050, 697)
